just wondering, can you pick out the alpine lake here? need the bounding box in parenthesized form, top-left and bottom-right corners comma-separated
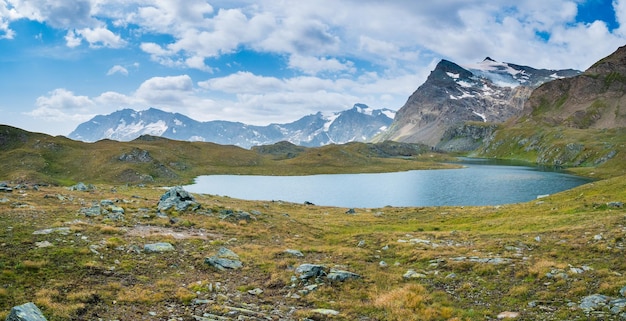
(183, 158, 592, 208)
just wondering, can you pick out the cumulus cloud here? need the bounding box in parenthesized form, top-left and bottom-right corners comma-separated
(74, 27, 127, 48)
(9, 0, 626, 135)
(28, 88, 96, 122)
(106, 65, 128, 76)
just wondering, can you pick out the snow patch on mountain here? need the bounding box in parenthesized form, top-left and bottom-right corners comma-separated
(69, 104, 395, 148)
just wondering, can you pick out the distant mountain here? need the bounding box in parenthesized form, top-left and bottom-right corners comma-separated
(68, 104, 395, 148)
(376, 57, 581, 147)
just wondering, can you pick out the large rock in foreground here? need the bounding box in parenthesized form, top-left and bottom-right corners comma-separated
(157, 186, 199, 212)
(5, 302, 47, 321)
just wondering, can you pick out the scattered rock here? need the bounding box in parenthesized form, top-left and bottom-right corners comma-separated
(100, 199, 115, 206)
(80, 204, 101, 217)
(144, 242, 175, 253)
(295, 264, 327, 281)
(311, 308, 339, 316)
(108, 205, 125, 214)
(620, 286, 626, 297)
(247, 288, 263, 295)
(327, 269, 361, 282)
(403, 269, 427, 279)
(579, 294, 611, 312)
(357, 240, 366, 247)
(219, 209, 253, 222)
(32, 227, 70, 235)
(5, 302, 48, 321)
(68, 182, 94, 192)
(497, 311, 519, 319)
(205, 247, 243, 271)
(284, 249, 304, 257)
(0, 197, 9, 203)
(158, 186, 200, 212)
(345, 208, 356, 214)
(35, 241, 53, 248)
(607, 201, 624, 208)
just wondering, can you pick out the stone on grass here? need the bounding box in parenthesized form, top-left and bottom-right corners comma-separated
(295, 264, 327, 280)
(327, 269, 361, 282)
(284, 249, 304, 257)
(158, 186, 199, 212)
(32, 227, 70, 235)
(68, 182, 94, 192)
(205, 247, 243, 271)
(403, 269, 427, 279)
(5, 302, 47, 321)
(497, 311, 519, 319)
(579, 294, 611, 311)
(144, 242, 175, 253)
(311, 309, 339, 316)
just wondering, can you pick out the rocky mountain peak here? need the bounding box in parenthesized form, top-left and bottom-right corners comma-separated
(376, 57, 581, 147)
(585, 44, 626, 75)
(522, 44, 626, 129)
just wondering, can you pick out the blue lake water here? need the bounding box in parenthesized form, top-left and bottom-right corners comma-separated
(183, 159, 591, 208)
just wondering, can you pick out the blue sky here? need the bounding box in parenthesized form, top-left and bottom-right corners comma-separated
(0, 0, 625, 136)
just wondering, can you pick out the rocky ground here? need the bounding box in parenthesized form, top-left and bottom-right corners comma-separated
(1, 179, 626, 320)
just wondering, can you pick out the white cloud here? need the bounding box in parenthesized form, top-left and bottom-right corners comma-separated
(74, 27, 126, 48)
(8, 0, 97, 28)
(28, 88, 96, 122)
(106, 65, 128, 76)
(288, 55, 355, 75)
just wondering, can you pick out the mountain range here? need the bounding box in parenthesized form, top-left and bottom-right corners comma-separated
(376, 57, 581, 148)
(68, 104, 395, 149)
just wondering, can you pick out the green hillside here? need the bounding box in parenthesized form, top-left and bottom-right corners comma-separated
(0, 125, 453, 186)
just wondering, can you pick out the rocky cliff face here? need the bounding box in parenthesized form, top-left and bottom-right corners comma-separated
(476, 45, 626, 168)
(378, 58, 580, 146)
(520, 45, 626, 129)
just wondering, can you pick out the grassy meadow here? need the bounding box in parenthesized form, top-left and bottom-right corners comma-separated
(0, 124, 625, 320)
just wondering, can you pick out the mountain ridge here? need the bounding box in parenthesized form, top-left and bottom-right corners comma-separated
(68, 104, 395, 149)
(376, 57, 581, 147)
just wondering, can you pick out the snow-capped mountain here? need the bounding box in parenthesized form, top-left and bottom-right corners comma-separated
(68, 104, 395, 148)
(376, 58, 581, 146)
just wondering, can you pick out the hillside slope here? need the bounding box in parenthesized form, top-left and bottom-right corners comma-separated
(0, 125, 448, 185)
(476, 45, 626, 178)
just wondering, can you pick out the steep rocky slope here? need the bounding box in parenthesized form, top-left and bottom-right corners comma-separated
(518, 45, 626, 129)
(476, 45, 626, 175)
(377, 58, 580, 147)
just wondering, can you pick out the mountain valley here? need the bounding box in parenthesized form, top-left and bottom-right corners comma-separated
(1, 45, 626, 320)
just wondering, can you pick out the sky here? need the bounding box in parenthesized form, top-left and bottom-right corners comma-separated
(0, 0, 625, 136)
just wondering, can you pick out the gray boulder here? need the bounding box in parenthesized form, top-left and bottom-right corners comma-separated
(5, 302, 47, 321)
(157, 186, 199, 212)
(327, 269, 361, 282)
(144, 242, 175, 253)
(69, 182, 94, 192)
(205, 247, 243, 271)
(295, 264, 327, 280)
(580, 294, 611, 312)
(80, 205, 101, 217)
(285, 249, 304, 257)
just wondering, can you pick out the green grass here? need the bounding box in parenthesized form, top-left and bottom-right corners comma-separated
(1, 122, 626, 320)
(0, 174, 624, 320)
(0, 125, 456, 186)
